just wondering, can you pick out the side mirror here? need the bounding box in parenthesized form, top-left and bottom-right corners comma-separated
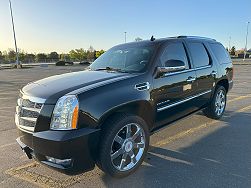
(157, 59, 186, 76)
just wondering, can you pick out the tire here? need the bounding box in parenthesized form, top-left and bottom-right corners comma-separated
(97, 113, 150, 178)
(203, 86, 227, 119)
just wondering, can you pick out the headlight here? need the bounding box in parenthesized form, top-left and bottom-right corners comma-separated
(50, 95, 79, 130)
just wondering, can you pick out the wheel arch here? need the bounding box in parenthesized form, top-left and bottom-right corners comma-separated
(98, 100, 155, 131)
(216, 79, 229, 93)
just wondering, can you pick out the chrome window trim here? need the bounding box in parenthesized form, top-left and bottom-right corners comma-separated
(157, 90, 212, 112)
(162, 65, 212, 77)
(194, 65, 212, 71)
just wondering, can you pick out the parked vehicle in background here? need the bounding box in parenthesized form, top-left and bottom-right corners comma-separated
(15, 36, 233, 178)
(55, 61, 73, 66)
(79, 61, 91, 65)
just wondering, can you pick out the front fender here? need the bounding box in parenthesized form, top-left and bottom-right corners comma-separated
(76, 80, 155, 130)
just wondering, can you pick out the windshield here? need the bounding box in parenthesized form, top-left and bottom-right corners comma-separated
(90, 45, 155, 73)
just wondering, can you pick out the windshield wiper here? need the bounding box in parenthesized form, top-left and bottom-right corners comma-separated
(94, 67, 128, 73)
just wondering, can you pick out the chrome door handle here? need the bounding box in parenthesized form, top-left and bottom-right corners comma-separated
(186, 77, 196, 82)
(211, 71, 217, 77)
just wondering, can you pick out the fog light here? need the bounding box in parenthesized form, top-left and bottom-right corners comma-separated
(45, 156, 72, 167)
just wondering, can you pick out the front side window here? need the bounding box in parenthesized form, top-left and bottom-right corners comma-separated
(90, 45, 155, 73)
(160, 43, 190, 69)
(187, 42, 210, 68)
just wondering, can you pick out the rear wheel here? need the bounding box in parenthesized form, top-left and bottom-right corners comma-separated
(97, 114, 149, 178)
(203, 86, 227, 119)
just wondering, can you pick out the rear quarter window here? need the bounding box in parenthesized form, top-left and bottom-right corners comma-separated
(209, 43, 231, 64)
(187, 42, 210, 68)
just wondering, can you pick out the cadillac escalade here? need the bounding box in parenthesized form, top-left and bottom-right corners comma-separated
(15, 36, 233, 177)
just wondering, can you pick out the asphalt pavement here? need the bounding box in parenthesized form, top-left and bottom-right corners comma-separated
(0, 65, 251, 188)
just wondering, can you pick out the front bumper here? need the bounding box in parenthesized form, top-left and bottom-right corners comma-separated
(17, 128, 100, 174)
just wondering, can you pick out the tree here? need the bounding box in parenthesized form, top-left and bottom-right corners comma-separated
(60, 53, 70, 61)
(135, 37, 143, 42)
(48, 52, 59, 61)
(230, 46, 236, 56)
(69, 48, 86, 61)
(36, 53, 47, 62)
(95, 50, 105, 58)
(8, 49, 16, 62)
(0, 51, 3, 63)
(25, 54, 36, 63)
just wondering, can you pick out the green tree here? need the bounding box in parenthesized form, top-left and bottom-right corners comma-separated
(0, 51, 3, 63)
(48, 52, 59, 61)
(95, 50, 105, 58)
(60, 53, 70, 61)
(36, 53, 47, 62)
(25, 54, 36, 63)
(69, 48, 86, 61)
(8, 49, 16, 62)
(230, 46, 236, 56)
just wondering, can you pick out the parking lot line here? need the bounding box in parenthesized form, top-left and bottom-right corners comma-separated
(0, 142, 16, 149)
(228, 94, 251, 103)
(153, 104, 251, 148)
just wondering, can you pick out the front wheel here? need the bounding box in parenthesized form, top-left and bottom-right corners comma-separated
(203, 86, 227, 119)
(98, 114, 149, 178)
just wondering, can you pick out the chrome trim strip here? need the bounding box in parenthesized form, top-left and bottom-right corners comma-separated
(15, 114, 35, 133)
(18, 124, 35, 133)
(163, 65, 212, 77)
(157, 90, 212, 112)
(195, 65, 212, 71)
(157, 99, 170, 106)
(20, 90, 46, 104)
(20, 116, 37, 122)
(22, 106, 41, 113)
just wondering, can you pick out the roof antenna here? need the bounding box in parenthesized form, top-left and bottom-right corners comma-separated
(150, 35, 155, 41)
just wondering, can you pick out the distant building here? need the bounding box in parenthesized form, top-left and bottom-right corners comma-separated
(235, 50, 250, 58)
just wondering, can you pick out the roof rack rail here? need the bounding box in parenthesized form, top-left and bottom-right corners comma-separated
(176, 36, 216, 41)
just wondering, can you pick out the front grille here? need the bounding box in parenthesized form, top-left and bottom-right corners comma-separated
(15, 92, 45, 133)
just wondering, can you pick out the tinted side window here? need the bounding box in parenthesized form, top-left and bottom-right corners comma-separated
(160, 43, 190, 69)
(209, 43, 231, 64)
(187, 42, 210, 68)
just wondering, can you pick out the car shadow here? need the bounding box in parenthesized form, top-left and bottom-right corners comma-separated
(100, 110, 251, 188)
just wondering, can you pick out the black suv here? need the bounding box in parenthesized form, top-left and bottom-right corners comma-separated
(15, 36, 233, 177)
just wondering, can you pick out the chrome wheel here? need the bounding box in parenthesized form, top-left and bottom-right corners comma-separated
(110, 123, 145, 172)
(215, 89, 226, 116)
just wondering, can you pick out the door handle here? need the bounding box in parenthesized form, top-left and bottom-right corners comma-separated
(186, 77, 196, 83)
(211, 71, 217, 77)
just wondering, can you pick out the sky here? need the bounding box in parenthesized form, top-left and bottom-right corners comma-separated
(0, 0, 251, 53)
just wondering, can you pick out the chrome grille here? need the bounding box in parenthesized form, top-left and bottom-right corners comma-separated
(15, 92, 45, 133)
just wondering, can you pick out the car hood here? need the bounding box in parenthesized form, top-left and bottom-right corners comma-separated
(22, 70, 133, 104)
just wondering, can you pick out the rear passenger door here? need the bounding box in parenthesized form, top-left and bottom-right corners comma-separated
(185, 41, 217, 106)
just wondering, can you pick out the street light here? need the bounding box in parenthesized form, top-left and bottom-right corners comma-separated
(124, 32, 127, 43)
(228, 36, 231, 52)
(8, 0, 20, 67)
(244, 21, 250, 61)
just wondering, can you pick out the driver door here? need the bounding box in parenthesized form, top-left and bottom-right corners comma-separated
(152, 42, 198, 128)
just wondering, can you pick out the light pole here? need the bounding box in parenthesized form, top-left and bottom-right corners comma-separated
(244, 21, 250, 61)
(228, 36, 231, 52)
(8, 0, 20, 66)
(124, 32, 127, 43)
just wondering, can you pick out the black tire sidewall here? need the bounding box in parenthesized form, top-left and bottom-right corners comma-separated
(98, 114, 150, 178)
